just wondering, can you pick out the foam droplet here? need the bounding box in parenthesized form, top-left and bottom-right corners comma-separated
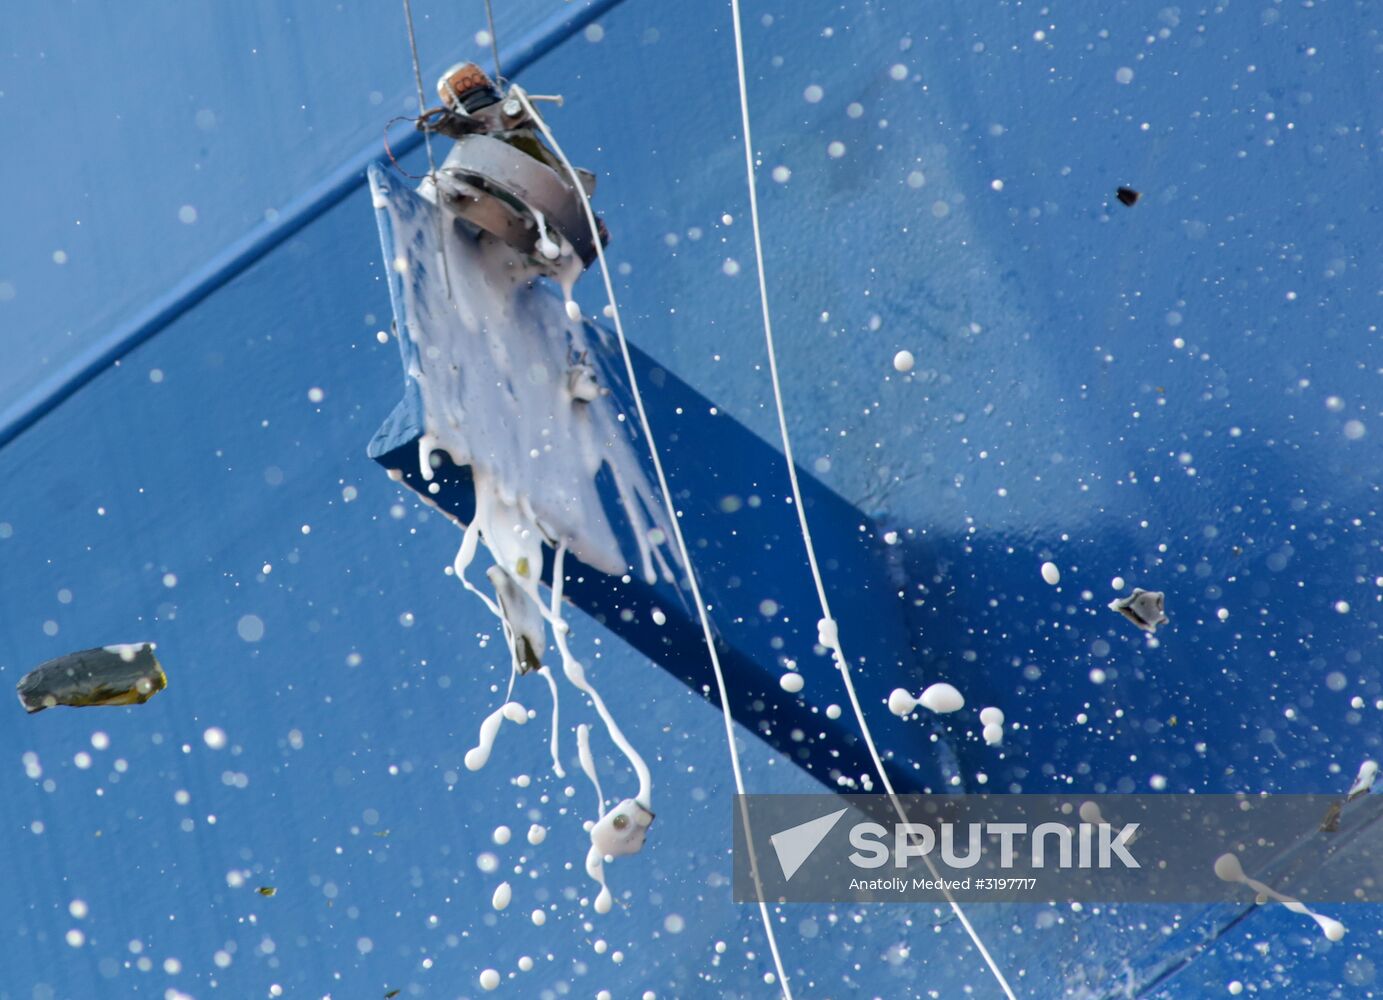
(919, 682, 965, 714)
(888, 688, 918, 717)
(564, 299, 583, 323)
(1041, 561, 1061, 586)
(1214, 852, 1245, 883)
(979, 706, 1005, 726)
(817, 617, 839, 649)
(779, 672, 804, 694)
(492, 882, 512, 911)
(479, 968, 500, 990)
(893, 350, 915, 373)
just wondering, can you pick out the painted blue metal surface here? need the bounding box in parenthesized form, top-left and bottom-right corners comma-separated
(3, 0, 1382, 997)
(0, 0, 630, 451)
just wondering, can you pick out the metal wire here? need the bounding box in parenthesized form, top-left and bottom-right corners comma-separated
(482, 0, 504, 85)
(400, 0, 453, 298)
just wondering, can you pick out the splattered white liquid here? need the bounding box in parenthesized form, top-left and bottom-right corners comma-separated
(920, 683, 965, 714)
(979, 706, 1004, 746)
(371, 168, 677, 910)
(888, 688, 918, 717)
(464, 702, 529, 772)
(1348, 759, 1378, 799)
(1214, 852, 1345, 941)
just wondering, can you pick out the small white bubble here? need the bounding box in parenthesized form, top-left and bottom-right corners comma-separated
(1115, 67, 1134, 84)
(237, 614, 265, 643)
(203, 727, 228, 750)
(178, 205, 198, 224)
(779, 672, 804, 694)
(803, 84, 824, 103)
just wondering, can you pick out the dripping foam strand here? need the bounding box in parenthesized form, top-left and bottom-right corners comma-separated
(513, 85, 794, 998)
(376, 156, 678, 908)
(723, 3, 1018, 996)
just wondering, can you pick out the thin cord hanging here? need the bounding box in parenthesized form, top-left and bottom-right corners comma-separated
(725, 2, 1018, 998)
(400, 0, 453, 299)
(482, 0, 504, 85)
(511, 85, 795, 1000)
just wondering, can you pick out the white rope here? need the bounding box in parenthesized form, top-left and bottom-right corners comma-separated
(726, 3, 1018, 998)
(512, 85, 794, 1000)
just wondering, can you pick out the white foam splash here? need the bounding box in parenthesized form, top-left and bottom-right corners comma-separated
(919, 683, 965, 714)
(577, 723, 605, 817)
(1214, 852, 1346, 941)
(1348, 759, 1378, 800)
(373, 169, 672, 909)
(464, 701, 529, 772)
